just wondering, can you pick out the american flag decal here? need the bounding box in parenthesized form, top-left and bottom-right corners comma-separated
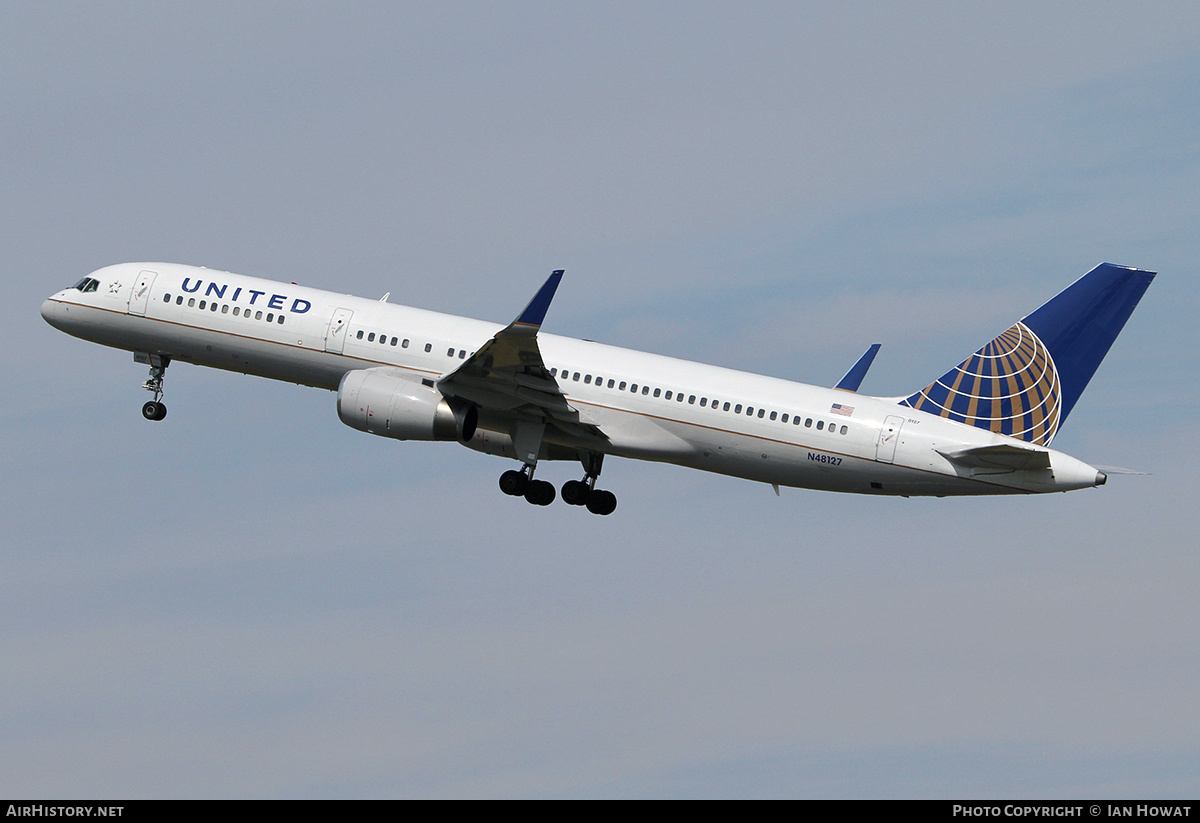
(831, 403, 854, 417)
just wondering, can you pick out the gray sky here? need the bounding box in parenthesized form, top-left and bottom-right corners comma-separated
(3, 1, 1198, 797)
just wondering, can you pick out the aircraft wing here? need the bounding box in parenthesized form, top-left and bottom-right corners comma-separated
(436, 271, 607, 443)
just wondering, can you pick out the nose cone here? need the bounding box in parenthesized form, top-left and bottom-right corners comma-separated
(40, 298, 60, 327)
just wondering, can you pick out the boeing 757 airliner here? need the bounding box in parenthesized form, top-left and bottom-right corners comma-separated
(41, 262, 1154, 515)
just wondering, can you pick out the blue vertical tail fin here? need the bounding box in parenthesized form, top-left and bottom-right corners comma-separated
(900, 263, 1155, 445)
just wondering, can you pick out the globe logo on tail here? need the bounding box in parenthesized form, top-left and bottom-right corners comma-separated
(901, 321, 1062, 445)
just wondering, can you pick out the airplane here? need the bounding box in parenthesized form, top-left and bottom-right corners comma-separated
(41, 261, 1154, 514)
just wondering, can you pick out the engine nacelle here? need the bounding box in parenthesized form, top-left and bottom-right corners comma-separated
(337, 368, 477, 442)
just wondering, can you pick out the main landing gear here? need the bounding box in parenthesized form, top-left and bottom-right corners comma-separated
(560, 451, 617, 515)
(498, 452, 617, 515)
(138, 353, 170, 421)
(499, 466, 556, 506)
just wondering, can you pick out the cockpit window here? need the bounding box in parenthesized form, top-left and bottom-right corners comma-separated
(71, 277, 100, 293)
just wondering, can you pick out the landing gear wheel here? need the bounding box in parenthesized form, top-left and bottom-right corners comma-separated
(142, 400, 166, 421)
(561, 479, 591, 506)
(499, 470, 528, 496)
(524, 479, 556, 506)
(585, 489, 617, 516)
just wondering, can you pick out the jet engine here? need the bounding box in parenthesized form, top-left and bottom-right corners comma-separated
(337, 368, 477, 442)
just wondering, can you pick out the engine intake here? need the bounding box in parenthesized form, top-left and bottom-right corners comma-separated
(337, 368, 476, 442)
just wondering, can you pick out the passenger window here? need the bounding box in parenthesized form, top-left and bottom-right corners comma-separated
(211, 303, 218, 311)
(357, 330, 364, 339)
(255, 311, 263, 320)
(652, 388, 659, 397)
(735, 404, 742, 414)
(642, 386, 649, 395)
(459, 350, 466, 358)
(391, 337, 397, 346)
(793, 416, 801, 425)
(607, 379, 615, 388)
(840, 425, 848, 435)
(665, 391, 672, 400)
(163, 294, 171, 302)
(199, 300, 206, 310)
(723, 402, 730, 411)
(176, 296, 183, 305)
(676, 393, 684, 402)
(424, 343, 432, 352)
(188, 298, 195, 308)
(221, 304, 228, 314)
(700, 398, 707, 407)
(817, 420, 824, 430)
(631, 384, 638, 392)
(805, 418, 813, 427)
(769, 411, 777, 421)
(369, 332, 376, 342)
(573, 372, 580, 381)
(688, 395, 696, 404)
(781, 414, 788, 423)
(446, 347, 454, 356)
(550, 368, 557, 377)
(619, 381, 627, 391)
(586, 375, 593, 384)
(747, 406, 754, 416)
(278, 315, 285, 324)
(233, 306, 240, 316)
(757, 409, 765, 418)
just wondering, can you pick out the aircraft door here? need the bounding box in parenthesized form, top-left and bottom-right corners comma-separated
(876, 415, 905, 463)
(325, 308, 354, 354)
(127, 270, 158, 316)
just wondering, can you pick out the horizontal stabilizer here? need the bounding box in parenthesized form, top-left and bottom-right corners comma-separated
(1093, 465, 1150, 476)
(835, 343, 881, 392)
(937, 444, 1051, 471)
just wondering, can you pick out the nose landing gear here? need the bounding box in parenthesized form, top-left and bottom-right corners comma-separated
(136, 353, 170, 421)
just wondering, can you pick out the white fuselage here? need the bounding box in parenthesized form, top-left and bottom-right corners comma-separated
(42, 262, 1105, 497)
